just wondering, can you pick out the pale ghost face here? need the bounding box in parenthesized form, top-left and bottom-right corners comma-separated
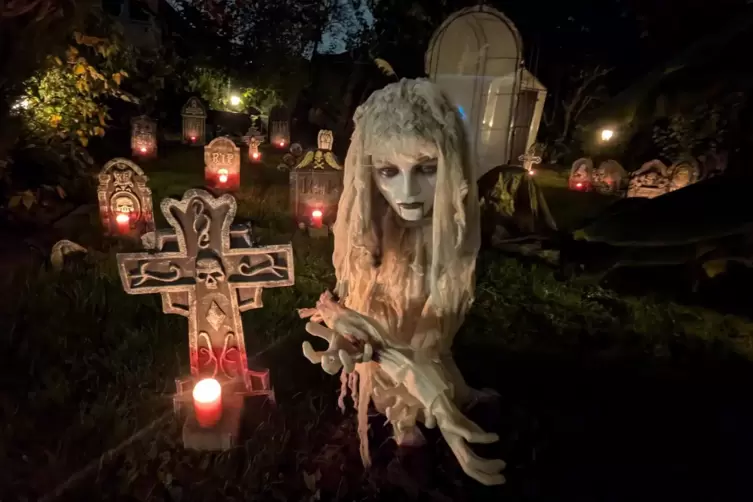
(370, 141, 438, 222)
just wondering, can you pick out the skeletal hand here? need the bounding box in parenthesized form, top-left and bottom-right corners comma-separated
(301, 322, 374, 375)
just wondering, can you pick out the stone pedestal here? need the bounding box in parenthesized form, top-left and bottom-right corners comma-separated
(307, 225, 329, 238)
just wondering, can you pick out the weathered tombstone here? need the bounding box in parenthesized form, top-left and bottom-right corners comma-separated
(668, 160, 700, 192)
(182, 97, 207, 145)
(269, 105, 290, 148)
(97, 158, 155, 238)
(248, 136, 262, 163)
(204, 137, 240, 191)
(569, 157, 594, 191)
(627, 160, 671, 199)
(592, 159, 627, 194)
(289, 130, 343, 234)
(131, 115, 157, 159)
(116, 189, 295, 450)
(518, 145, 541, 173)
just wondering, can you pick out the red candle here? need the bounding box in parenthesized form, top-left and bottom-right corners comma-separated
(190, 135, 197, 142)
(576, 182, 583, 189)
(311, 209, 323, 228)
(251, 151, 260, 160)
(218, 169, 228, 184)
(140, 146, 147, 153)
(115, 212, 130, 233)
(193, 378, 222, 428)
(278, 140, 285, 147)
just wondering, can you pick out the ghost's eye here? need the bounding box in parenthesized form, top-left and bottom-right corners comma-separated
(376, 166, 400, 178)
(417, 162, 437, 175)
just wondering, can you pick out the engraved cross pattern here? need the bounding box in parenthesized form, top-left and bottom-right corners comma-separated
(117, 189, 294, 387)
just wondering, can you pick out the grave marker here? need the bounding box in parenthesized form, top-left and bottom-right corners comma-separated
(182, 97, 207, 145)
(131, 115, 157, 159)
(204, 137, 240, 191)
(116, 189, 295, 449)
(97, 158, 155, 238)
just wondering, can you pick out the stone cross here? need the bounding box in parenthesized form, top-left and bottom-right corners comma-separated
(116, 189, 295, 395)
(518, 148, 541, 172)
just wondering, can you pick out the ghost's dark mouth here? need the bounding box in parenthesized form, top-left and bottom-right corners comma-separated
(398, 202, 423, 210)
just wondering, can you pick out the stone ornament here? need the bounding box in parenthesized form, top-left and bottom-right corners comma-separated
(592, 159, 627, 194)
(116, 189, 295, 391)
(204, 137, 240, 191)
(182, 96, 207, 145)
(289, 130, 344, 225)
(131, 115, 157, 159)
(517, 145, 541, 173)
(668, 160, 700, 192)
(97, 158, 155, 238)
(627, 159, 672, 199)
(569, 157, 594, 190)
(298, 79, 505, 486)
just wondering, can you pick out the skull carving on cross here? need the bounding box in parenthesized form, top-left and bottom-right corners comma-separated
(195, 255, 226, 289)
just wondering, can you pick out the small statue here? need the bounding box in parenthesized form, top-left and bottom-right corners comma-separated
(298, 79, 505, 485)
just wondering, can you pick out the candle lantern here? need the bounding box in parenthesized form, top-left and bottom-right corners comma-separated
(204, 137, 240, 191)
(289, 130, 343, 237)
(131, 115, 157, 159)
(248, 137, 262, 163)
(97, 158, 155, 239)
(182, 97, 207, 146)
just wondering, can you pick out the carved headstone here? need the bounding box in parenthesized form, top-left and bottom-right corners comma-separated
(97, 158, 155, 238)
(204, 137, 240, 191)
(592, 159, 627, 194)
(248, 136, 262, 162)
(627, 160, 671, 199)
(182, 97, 207, 145)
(131, 115, 157, 159)
(270, 121, 290, 148)
(668, 160, 700, 192)
(116, 189, 295, 449)
(569, 157, 594, 190)
(517, 145, 541, 173)
(289, 129, 344, 227)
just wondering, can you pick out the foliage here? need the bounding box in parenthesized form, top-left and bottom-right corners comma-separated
(241, 87, 282, 116)
(651, 92, 746, 161)
(183, 66, 229, 111)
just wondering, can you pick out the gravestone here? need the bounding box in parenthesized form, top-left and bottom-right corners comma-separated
(569, 157, 594, 191)
(248, 137, 262, 163)
(592, 160, 627, 194)
(518, 145, 541, 173)
(269, 105, 290, 148)
(116, 189, 295, 450)
(289, 130, 343, 230)
(204, 137, 240, 191)
(97, 158, 155, 238)
(668, 160, 700, 192)
(628, 160, 672, 199)
(182, 97, 207, 145)
(131, 115, 157, 159)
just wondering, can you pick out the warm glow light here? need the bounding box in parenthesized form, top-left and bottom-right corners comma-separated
(312, 209, 323, 218)
(140, 146, 147, 153)
(115, 213, 130, 224)
(252, 152, 259, 159)
(193, 378, 221, 403)
(191, 136, 197, 142)
(278, 141, 285, 147)
(528, 170, 535, 176)
(230, 95, 241, 106)
(576, 182, 583, 188)
(600, 129, 614, 141)
(218, 169, 228, 183)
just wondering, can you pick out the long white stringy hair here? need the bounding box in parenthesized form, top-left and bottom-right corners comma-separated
(331, 79, 481, 464)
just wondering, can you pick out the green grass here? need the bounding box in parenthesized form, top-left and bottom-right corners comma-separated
(2, 146, 753, 501)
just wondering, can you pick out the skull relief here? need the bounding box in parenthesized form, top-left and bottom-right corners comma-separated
(115, 196, 135, 214)
(195, 256, 226, 289)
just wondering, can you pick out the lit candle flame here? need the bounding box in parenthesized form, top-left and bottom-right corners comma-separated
(252, 152, 259, 159)
(576, 182, 583, 188)
(312, 209, 323, 219)
(218, 169, 228, 184)
(191, 136, 196, 142)
(115, 213, 130, 224)
(279, 141, 285, 147)
(193, 378, 221, 403)
(140, 146, 147, 153)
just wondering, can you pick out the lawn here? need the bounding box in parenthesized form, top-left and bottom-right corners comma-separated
(2, 146, 753, 501)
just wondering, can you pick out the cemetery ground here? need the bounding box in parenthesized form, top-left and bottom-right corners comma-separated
(2, 147, 753, 501)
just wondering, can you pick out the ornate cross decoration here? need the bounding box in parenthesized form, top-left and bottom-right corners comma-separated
(116, 189, 294, 394)
(518, 148, 542, 172)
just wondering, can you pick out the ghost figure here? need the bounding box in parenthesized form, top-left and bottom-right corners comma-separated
(114, 196, 135, 214)
(299, 79, 505, 486)
(195, 256, 226, 289)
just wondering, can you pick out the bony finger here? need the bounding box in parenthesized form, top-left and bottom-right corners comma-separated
(305, 322, 334, 341)
(338, 350, 355, 373)
(362, 343, 373, 362)
(301, 341, 320, 364)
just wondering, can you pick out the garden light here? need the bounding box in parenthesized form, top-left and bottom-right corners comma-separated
(600, 128, 614, 142)
(230, 95, 241, 106)
(192, 378, 222, 428)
